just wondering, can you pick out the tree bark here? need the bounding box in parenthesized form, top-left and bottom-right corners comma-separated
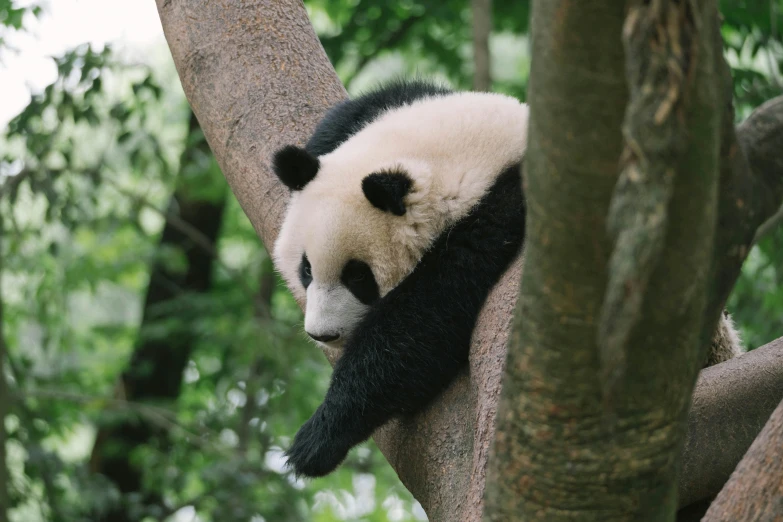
(90, 113, 227, 521)
(679, 337, 783, 508)
(487, 0, 712, 517)
(155, 1, 783, 520)
(485, 2, 783, 520)
(472, 0, 492, 92)
(701, 391, 783, 521)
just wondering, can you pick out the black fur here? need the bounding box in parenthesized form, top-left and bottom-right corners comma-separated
(299, 254, 312, 289)
(341, 260, 380, 305)
(305, 79, 452, 157)
(362, 170, 413, 216)
(272, 145, 320, 191)
(285, 165, 525, 477)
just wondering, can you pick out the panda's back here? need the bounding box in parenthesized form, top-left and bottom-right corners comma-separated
(305, 79, 452, 157)
(306, 80, 529, 226)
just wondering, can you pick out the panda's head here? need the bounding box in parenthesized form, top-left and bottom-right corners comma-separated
(271, 87, 528, 347)
(271, 144, 445, 346)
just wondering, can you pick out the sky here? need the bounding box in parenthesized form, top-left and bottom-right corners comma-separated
(0, 0, 165, 126)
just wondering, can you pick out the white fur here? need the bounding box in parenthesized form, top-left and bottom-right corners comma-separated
(708, 313, 745, 366)
(274, 92, 529, 344)
(303, 283, 368, 343)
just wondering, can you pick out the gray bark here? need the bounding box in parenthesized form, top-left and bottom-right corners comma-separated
(702, 387, 783, 521)
(472, 0, 492, 91)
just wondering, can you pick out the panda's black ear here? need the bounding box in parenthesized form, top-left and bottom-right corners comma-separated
(272, 145, 320, 191)
(362, 170, 412, 216)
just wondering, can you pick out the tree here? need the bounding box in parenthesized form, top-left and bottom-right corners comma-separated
(155, 0, 783, 520)
(484, 3, 783, 520)
(471, 0, 492, 91)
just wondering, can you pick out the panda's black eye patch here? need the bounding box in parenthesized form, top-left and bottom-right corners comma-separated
(299, 254, 313, 289)
(341, 260, 379, 305)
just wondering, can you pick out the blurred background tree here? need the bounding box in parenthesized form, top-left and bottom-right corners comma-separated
(0, 0, 780, 521)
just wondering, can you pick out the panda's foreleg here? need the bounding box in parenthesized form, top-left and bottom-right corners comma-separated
(285, 166, 526, 478)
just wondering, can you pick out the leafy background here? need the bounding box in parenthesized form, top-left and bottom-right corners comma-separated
(0, 0, 781, 520)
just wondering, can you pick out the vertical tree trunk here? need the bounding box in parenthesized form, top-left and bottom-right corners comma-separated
(472, 0, 492, 91)
(486, 1, 726, 519)
(90, 113, 227, 521)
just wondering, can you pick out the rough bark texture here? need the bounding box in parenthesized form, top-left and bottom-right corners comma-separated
(701, 381, 783, 521)
(471, 0, 492, 92)
(155, 0, 346, 246)
(485, 1, 780, 520)
(156, 2, 783, 520)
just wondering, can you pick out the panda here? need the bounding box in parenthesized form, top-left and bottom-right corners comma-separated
(270, 79, 744, 478)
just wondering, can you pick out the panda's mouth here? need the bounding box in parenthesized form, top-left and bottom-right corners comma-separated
(313, 336, 348, 353)
(308, 332, 340, 343)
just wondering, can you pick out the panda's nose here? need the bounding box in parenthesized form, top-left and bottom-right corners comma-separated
(307, 331, 340, 343)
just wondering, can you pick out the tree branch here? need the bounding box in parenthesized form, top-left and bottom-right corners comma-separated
(701, 377, 783, 520)
(341, 14, 425, 89)
(680, 336, 783, 508)
(156, 0, 346, 247)
(471, 0, 492, 91)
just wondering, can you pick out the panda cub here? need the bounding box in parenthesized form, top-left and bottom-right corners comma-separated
(271, 80, 743, 478)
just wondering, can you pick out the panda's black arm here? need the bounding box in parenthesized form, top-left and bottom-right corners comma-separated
(285, 166, 525, 478)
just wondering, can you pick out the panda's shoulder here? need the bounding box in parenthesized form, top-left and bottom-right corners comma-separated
(305, 79, 452, 157)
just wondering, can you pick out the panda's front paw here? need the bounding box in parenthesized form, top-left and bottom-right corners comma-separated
(285, 405, 352, 478)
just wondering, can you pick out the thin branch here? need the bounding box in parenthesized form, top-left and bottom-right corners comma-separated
(471, 0, 492, 91)
(753, 204, 783, 244)
(343, 14, 425, 88)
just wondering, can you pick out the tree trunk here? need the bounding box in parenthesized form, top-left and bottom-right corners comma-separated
(485, 2, 783, 520)
(472, 0, 492, 92)
(487, 1, 712, 518)
(89, 112, 227, 521)
(155, 1, 783, 520)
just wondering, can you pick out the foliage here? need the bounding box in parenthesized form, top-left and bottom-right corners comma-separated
(307, 0, 531, 99)
(729, 225, 783, 350)
(0, 0, 42, 52)
(720, 0, 783, 119)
